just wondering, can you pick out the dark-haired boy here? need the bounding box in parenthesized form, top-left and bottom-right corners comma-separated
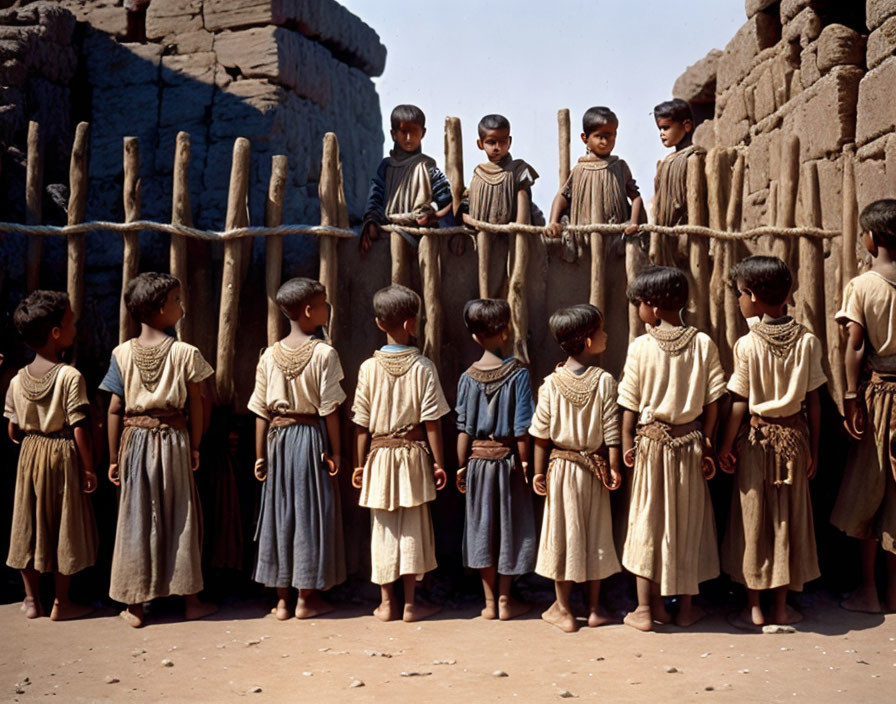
(455, 298, 536, 620)
(351, 284, 450, 622)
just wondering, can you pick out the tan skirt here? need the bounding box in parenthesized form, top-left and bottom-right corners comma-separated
(622, 433, 718, 595)
(535, 459, 620, 583)
(7, 434, 97, 575)
(722, 419, 820, 591)
(831, 379, 896, 553)
(360, 443, 436, 511)
(369, 504, 437, 584)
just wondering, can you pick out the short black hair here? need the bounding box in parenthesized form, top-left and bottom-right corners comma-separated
(860, 198, 896, 248)
(276, 277, 326, 320)
(125, 272, 180, 324)
(463, 298, 510, 338)
(730, 255, 792, 306)
(654, 99, 693, 124)
(390, 104, 426, 131)
(13, 289, 70, 349)
(583, 106, 618, 135)
(627, 266, 689, 311)
(373, 284, 420, 328)
(549, 304, 603, 356)
(478, 114, 510, 138)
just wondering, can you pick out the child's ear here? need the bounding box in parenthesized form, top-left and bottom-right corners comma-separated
(420, 127, 426, 138)
(375, 317, 387, 333)
(580, 132, 588, 145)
(476, 138, 484, 151)
(303, 304, 313, 319)
(403, 317, 416, 336)
(866, 231, 880, 257)
(684, 119, 694, 134)
(507, 135, 512, 147)
(51, 326, 62, 341)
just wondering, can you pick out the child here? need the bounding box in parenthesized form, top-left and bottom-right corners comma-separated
(650, 99, 703, 268)
(830, 199, 896, 613)
(456, 298, 536, 620)
(248, 277, 346, 620)
(5, 290, 97, 620)
(360, 104, 454, 361)
(100, 272, 216, 627)
(351, 284, 450, 622)
(719, 256, 825, 627)
(546, 106, 644, 337)
(529, 304, 622, 633)
(617, 267, 725, 631)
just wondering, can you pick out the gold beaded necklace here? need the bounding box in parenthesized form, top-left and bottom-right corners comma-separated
(647, 324, 698, 356)
(271, 339, 320, 380)
(130, 337, 175, 392)
(19, 363, 64, 401)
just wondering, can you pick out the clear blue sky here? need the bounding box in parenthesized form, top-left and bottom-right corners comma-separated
(340, 0, 745, 214)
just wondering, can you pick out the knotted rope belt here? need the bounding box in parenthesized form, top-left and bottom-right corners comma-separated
(469, 438, 513, 461)
(123, 412, 187, 431)
(862, 371, 896, 481)
(549, 447, 618, 490)
(636, 419, 704, 448)
(746, 412, 808, 487)
(369, 424, 429, 455)
(269, 412, 319, 429)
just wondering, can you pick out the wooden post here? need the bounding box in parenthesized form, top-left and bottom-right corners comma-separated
(66, 122, 89, 328)
(558, 109, 570, 187)
(215, 137, 251, 406)
(687, 150, 710, 331)
(722, 149, 745, 369)
(25, 120, 43, 292)
(509, 189, 531, 363)
(171, 131, 192, 342)
(444, 117, 464, 219)
(589, 232, 605, 312)
(841, 145, 858, 286)
(774, 133, 799, 263)
(706, 147, 730, 348)
(319, 133, 340, 341)
(265, 154, 288, 346)
(119, 137, 141, 343)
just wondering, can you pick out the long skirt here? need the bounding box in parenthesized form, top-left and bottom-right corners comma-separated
(109, 425, 204, 604)
(7, 434, 97, 575)
(253, 422, 346, 590)
(722, 423, 820, 591)
(622, 434, 719, 596)
(535, 460, 620, 583)
(370, 504, 437, 585)
(831, 381, 896, 554)
(462, 457, 536, 575)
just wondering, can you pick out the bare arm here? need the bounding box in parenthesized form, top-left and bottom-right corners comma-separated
(324, 410, 341, 476)
(186, 380, 203, 471)
(107, 393, 123, 485)
(352, 425, 370, 489)
(626, 195, 644, 235)
(532, 436, 551, 495)
(455, 430, 471, 492)
(719, 397, 748, 473)
(7, 419, 20, 444)
(516, 189, 531, 225)
(254, 416, 269, 481)
(700, 400, 719, 479)
(72, 419, 96, 494)
(621, 409, 637, 467)
(546, 192, 569, 237)
(843, 321, 866, 438)
(425, 419, 446, 490)
(806, 389, 821, 479)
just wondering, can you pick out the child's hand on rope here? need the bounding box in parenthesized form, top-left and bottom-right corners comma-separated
(360, 222, 378, 253)
(532, 472, 547, 496)
(843, 397, 866, 440)
(544, 222, 563, 239)
(623, 222, 640, 236)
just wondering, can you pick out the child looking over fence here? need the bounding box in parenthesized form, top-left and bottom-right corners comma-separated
(830, 199, 896, 613)
(529, 304, 621, 633)
(455, 298, 536, 621)
(248, 277, 346, 620)
(719, 256, 825, 627)
(5, 290, 97, 620)
(351, 284, 450, 622)
(618, 267, 725, 631)
(100, 272, 216, 628)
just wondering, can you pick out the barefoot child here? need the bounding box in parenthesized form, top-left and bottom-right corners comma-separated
(456, 298, 536, 620)
(830, 199, 896, 613)
(100, 272, 216, 627)
(248, 278, 346, 620)
(618, 267, 725, 631)
(5, 290, 97, 620)
(351, 284, 450, 622)
(530, 304, 622, 633)
(719, 256, 825, 627)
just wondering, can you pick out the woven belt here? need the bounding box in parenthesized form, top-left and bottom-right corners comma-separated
(747, 412, 808, 487)
(549, 447, 618, 490)
(269, 413, 319, 429)
(862, 371, 896, 481)
(123, 413, 188, 431)
(636, 419, 703, 447)
(369, 424, 428, 454)
(24, 427, 74, 440)
(470, 438, 513, 461)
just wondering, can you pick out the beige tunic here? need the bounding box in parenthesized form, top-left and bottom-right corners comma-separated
(385, 151, 436, 216)
(530, 365, 621, 582)
(247, 339, 346, 419)
(5, 364, 89, 432)
(562, 155, 639, 227)
(836, 271, 896, 369)
(468, 155, 537, 224)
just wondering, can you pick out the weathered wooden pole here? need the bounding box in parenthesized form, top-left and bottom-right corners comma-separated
(25, 121, 43, 292)
(509, 189, 531, 363)
(319, 134, 340, 342)
(687, 150, 710, 331)
(171, 131, 192, 342)
(265, 154, 288, 345)
(215, 137, 250, 406)
(558, 109, 571, 187)
(119, 137, 141, 342)
(841, 145, 858, 286)
(723, 149, 745, 369)
(444, 116, 464, 219)
(66, 122, 89, 327)
(774, 133, 799, 263)
(706, 147, 729, 349)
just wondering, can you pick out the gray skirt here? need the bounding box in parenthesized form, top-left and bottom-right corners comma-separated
(463, 457, 536, 575)
(253, 422, 346, 591)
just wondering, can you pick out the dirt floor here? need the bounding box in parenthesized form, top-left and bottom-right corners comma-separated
(2, 592, 895, 703)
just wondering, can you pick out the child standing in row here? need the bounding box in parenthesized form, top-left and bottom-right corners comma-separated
(455, 298, 536, 620)
(720, 256, 825, 627)
(831, 199, 896, 613)
(100, 272, 216, 627)
(618, 267, 725, 631)
(248, 278, 346, 620)
(530, 304, 621, 633)
(5, 291, 97, 620)
(352, 284, 450, 622)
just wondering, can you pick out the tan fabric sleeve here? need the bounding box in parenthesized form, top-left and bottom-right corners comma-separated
(351, 361, 371, 428)
(186, 345, 214, 384)
(528, 377, 552, 440)
(616, 341, 641, 412)
(601, 372, 621, 446)
(64, 368, 90, 425)
(704, 337, 728, 404)
(318, 346, 347, 416)
(834, 277, 865, 330)
(727, 336, 750, 399)
(620, 159, 640, 199)
(805, 334, 828, 392)
(419, 360, 450, 422)
(3, 383, 17, 424)
(247, 352, 269, 420)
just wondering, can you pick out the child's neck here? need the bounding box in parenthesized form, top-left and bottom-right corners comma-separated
(870, 245, 896, 275)
(565, 352, 599, 372)
(474, 341, 511, 368)
(29, 345, 62, 372)
(753, 302, 788, 320)
(282, 319, 316, 347)
(674, 134, 693, 152)
(384, 326, 413, 346)
(137, 321, 170, 345)
(654, 309, 684, 326)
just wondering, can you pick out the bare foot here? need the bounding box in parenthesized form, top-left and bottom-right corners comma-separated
(23, 596, 42, 619)
(272, 598, 291, 621)
(373, 600, 400, 622)
(768, 604, 803, 626)
(50, 600, 93, 621)
(587, 607, 614, 628)
(185, 599, 217, 621)
(498, 596, 531, 621)
(675, 603, 706, 627)
(541, 601, 578, 633)
(650, 597, 672, 624)
(623, 605, 653, 632)
(841, 585, 882, 614)
(295, 593, 334, 619)
(403, 602, 441, 622)
(119, 605, 144, 628)
(480, 600, 497, 620)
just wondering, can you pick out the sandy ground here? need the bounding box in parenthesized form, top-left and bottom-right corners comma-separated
(2, 593, 896, 703)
